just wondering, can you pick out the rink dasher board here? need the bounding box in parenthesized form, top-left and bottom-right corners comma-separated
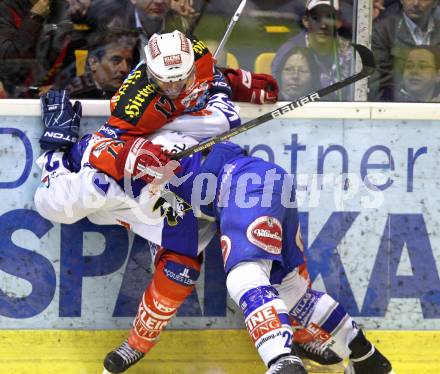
(0, 330, 438, 374)
(0, 101, 439, 330)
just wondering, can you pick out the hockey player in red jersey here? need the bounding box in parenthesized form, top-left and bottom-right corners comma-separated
(36, 29, 282, 373)
(34, 29, 356, 373)
(87, 30, 279, 180)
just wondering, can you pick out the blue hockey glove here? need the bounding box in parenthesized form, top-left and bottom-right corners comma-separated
(39, 90, 82, 150)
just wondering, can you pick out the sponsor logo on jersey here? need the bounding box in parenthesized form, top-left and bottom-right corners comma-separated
(246, 216, 282, 254)
(246, 305, 281, 343)
(124, 84, 157, 119)
(98, 124, 120, 139)
(152, 191, 192, 226)
(163, 54, 182, 66)
(180, 81, 209, 108)
(192, 39, 208, 57)
(111, 69, 143, 108)
(217, 163, 236, 206)
(220, 235, 231, 266)
(91, 140, 112, 158)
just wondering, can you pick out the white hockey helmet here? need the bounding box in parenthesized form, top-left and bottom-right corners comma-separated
(144, 30, 195, 98)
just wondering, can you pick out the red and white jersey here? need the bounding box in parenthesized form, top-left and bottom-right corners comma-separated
(104, 38, 215, 140)
(90, 92, 240, 181)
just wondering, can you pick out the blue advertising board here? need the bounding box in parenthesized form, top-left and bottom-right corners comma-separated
(1, 111, 439, 330)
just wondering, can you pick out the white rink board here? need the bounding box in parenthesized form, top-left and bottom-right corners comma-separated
(0, 101, 439, 330)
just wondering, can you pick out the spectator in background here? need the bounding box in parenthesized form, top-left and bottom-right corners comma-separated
(290, 0, 353, 39)
(35, 1, 136, 95)
(0, 0, 52, 97)
(66, 0, 172, 59)
(397, 45, 440, 102)
(275, 47, 318, 100)
(369, 0, 440, 101)
(63, 34, 137, 99)
(66, 0, 91, 22)
(170, 0, 198, 18)
(38, 0, 172, 97)
(133, 0, 171, 30)
(373, 0, 386, 20)
(272, 0, 353, 101)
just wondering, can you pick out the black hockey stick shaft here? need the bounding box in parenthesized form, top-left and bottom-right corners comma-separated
(172, 44, 375, 160)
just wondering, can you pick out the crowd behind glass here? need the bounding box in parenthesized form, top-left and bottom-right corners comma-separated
(1, 0, 439, 102)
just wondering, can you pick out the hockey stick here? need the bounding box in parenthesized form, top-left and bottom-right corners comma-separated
(172, 44, 375, 160)
(213, 0, 247, 59)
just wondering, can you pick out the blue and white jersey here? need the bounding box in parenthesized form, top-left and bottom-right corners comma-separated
(198, 144, 305, 281)
(35, 132, 303, 274)
(34, 131, 215, 257)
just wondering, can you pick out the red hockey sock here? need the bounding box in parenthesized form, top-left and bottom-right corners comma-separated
(128, 250, 201, 353)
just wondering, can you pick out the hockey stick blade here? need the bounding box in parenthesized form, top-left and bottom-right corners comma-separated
(172, 44, 375, 160)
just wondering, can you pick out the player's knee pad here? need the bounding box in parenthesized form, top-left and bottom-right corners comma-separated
(289, 289, 358, 359)
(129, 251, 201, 352)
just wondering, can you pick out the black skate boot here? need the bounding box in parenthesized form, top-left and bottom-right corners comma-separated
(345, 330, 393, 374)
(103, 339, 145, 373)
(292, 341, 342, 365)
(266, 355, 308, 374)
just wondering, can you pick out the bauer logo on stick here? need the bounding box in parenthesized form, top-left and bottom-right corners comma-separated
(272, 93, 320, 118)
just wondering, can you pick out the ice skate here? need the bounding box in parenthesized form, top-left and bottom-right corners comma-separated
(344, 330, 393, 374)
(102, 339, 144, 373)
(265, 355, 308, 374)
(292, 340, 342, 365)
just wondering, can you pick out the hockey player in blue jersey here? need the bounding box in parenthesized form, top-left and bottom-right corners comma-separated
(35, 126, 394, 374)
(106, 134, 394, 374)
